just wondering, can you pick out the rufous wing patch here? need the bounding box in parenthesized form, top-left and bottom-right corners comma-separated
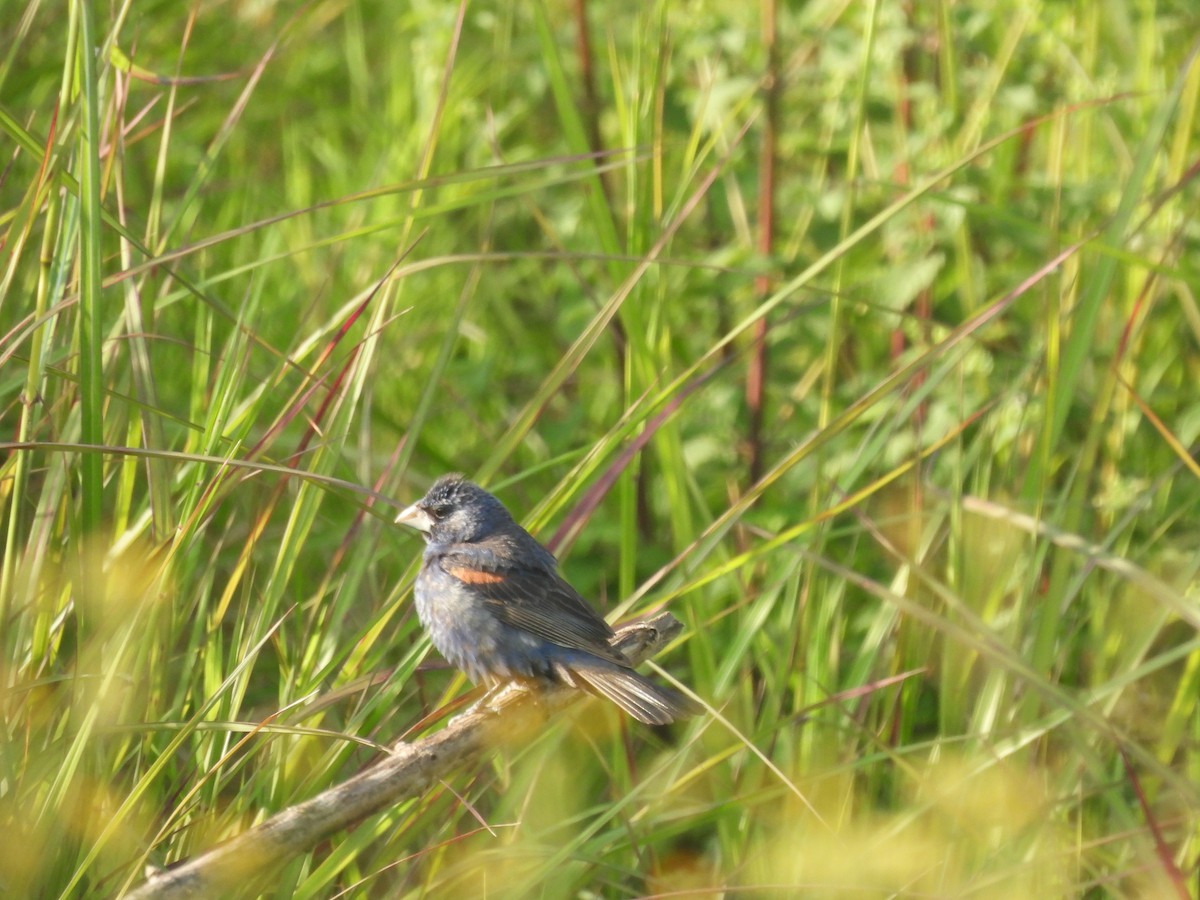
(446, 565, 506, 585)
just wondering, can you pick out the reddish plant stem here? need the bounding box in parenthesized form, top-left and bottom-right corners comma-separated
(745, 0, 777, 484)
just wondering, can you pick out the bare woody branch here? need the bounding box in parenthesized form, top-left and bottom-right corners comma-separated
(125, 610, 688, 900)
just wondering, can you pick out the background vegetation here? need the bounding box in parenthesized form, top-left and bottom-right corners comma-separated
(2, 0, 1198, 896)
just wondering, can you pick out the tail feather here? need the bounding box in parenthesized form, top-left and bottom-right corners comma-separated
(563, 663, 700, 725)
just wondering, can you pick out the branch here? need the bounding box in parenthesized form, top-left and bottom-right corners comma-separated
(124, 611, 687, 899)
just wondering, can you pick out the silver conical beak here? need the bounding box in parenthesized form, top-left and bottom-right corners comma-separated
(395, 503, 433, 532)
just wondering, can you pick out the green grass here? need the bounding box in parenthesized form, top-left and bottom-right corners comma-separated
(2, 1, 1198, 897)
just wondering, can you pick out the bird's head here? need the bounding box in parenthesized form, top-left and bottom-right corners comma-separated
(395, 474, 514, 544)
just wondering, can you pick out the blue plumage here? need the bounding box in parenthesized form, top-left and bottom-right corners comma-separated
(396, 475, 697, 725)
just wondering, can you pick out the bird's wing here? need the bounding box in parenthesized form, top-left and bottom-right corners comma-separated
(436, 545, 630, 666)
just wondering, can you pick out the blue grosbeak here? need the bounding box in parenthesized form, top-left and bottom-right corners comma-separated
(396, 474, 698, 724)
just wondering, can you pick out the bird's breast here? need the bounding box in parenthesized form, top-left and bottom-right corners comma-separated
(413, 560, 556, 684)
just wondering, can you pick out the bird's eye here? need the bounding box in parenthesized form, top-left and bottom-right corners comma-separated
(429, 504, 451, 520)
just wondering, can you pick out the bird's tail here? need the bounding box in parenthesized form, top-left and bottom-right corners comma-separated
(557, 661, 701, 725)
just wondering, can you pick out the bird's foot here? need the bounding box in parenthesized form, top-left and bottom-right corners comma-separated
(450, 683, 508, 723)
(450, 680, 543, 723)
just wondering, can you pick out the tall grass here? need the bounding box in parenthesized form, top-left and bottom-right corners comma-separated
(2, 1, 1197, 897)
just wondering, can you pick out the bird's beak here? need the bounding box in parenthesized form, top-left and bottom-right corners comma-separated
(395, 502, 433, 533)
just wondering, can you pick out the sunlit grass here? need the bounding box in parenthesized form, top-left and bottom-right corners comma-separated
(2, 1, 1198, 897)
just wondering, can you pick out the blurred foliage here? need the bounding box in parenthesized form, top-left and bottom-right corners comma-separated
(1, 0, 1198, 897)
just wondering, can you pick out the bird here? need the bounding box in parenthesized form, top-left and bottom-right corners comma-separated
(395, 474, 698, 725)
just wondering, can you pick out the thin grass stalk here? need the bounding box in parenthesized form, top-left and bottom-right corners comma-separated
(75, 0, 104, 547)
